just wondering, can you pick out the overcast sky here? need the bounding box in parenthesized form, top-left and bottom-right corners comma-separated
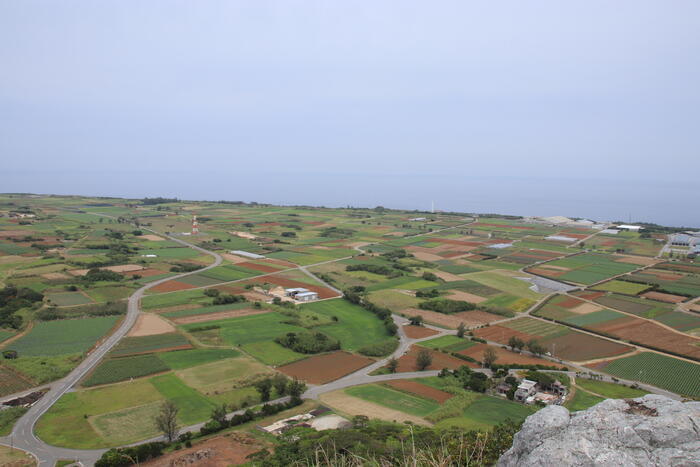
(2, 1, 699, 225)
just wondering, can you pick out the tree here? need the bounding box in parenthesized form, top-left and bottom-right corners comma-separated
(255, 378, 273, 402)
(210, 404, 228, 426)
(387, 357, 398, 373)
(508, 335, 524, 352)
(457, 322, 466, 338)
(409, 315, 424, 326)
(527, 339, 546, 356)
(416, 349, 433, 371)
(272, 374, 288, 396)
(287, 379, 307, 402)
(154, 400, 179, 443)
(483, 347, 498, 368)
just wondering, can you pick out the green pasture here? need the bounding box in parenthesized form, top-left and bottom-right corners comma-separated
(592, 280, 650, 295)
(141, 288, 210, 310)
(564, 388, 604, 412)
(241, 341, 306, 366)
(45, 291, 94, 306)
(138, 247, 200, 259)
(150, 373, 217, 423)
(592, 293, 671, 318)
(367, 289, 420, 310)
(575, 379, 649, 399)
(346, 384, 439, 417)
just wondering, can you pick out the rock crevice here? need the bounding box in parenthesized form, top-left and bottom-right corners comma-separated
(498, 395, 700, 466)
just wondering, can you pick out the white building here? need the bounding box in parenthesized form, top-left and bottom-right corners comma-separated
(515, 379, 538, 402)
(296, 291, 319, 302)
(230, 250, 265, 259)
(617, 225, 643, 232)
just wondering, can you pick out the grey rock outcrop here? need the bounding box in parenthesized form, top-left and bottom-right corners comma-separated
(498, 395, 700, 466)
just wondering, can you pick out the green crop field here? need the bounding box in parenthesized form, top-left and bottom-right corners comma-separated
(157, 348, 240, 370)
(563, 309, 627, 327)
(110, 333, 191, 357)
(241, 341, 306, 366)
(11, 316, 119, 356)
(653, 311, 700, 332)
(84, 286, 134, 302)
(141, 288, 210, 310)
(592, 293, 671, 318)
(575, 379, 649, 399)
(599, 352, 700, 397)
(418, 335, 476, 352)
(197, 264, 262, 282)
(535, 253, 637, 285)
(592, 280, 650, 295)
(150, 373, 217, 423)
(502, 317, 570, 339)
(139, 247, 200, 259)
(346, 384, 439, 417)
(565, 388, 605, 412)
(45, 291, 94, 306)
(82, 354, 170, 387)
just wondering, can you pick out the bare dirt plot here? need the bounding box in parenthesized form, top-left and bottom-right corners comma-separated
(105, 264, 146, 273)
(446, 290, 487, 304)
(408, 250, 445, 262)
(452, 310, 504, 327)
(41, 272, 70, 280)
(0, 230, 34, 237)
(458, 344, 552, 366)
(557, 297, 586, 309)
(384, 380, 454, 403)
(124, 268, 167, 278)
(237, 261, 281, 273)
(128, 313, 175, 337)
(150, 280, 197, 293)
(544, 332, 634, 361)
(172, 308, 270, 325)
(641, 291, 687, 304)
(138, 234, 164, 241)
(691, 304, 700, 313)
(473, 325, 539, 345)
(403, 325, 440, 339)
(221, 253, 249, 264)
(400, 308, 466, 329)
(577, 291, 606, 300)
(614, 255, 659, 266)
(433, 270, 466, 282)
(393, 346, 474, 372)
(320, 390, 430, 426)
(570, 303, 603, 314)
(277, 351, 374, 384)
(142, 432, 269, 467)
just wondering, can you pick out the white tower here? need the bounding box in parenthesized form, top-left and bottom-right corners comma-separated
(191, 215, 199, 235)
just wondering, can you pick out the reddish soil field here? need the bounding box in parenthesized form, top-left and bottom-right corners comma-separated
(431, 238, 485, 247)
(441, 251, 472, 259)
(237, 261, 283, 273)
(473, 325, 539, 345)
(403, 325, 440, 339)
(557, 297, 586, 309)
(150, 280, 197, 293)
(471, 223, 534, 230)
(384, 379, 454, 403)
(142, 432, 268, 467)
(263, 258, 298, 268)
(458, 344, 553, 366)
(648, 271, 684, 281)
(543, 332, 633, 361)
(241, 276, 339, 299)
(392, 346, 475, 372)
(576, 291, 606, 300)
(278, 351, 374, 384)
(527, 267, 566, 277)
(592, 317, 700, 359)
(641, 291, 687, 303)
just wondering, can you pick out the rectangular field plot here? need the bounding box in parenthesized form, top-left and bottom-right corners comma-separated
(530, 253, 637, 285)
(45, 291, 94, 306)
(138, 247, 201, 259)
(592, 280, 650, 295)
(82, 354, 170, 387)
(110, 333, 192, 357)
(501, 317, 570, 339)
(11, 316, 119, 356)
(591, 293, 672, 318)
(175, 356, 273, 395)
(596, 352, 700, 398)
(241, 341, 306, 366)
(626, 270, 700, 298)
(418, 335, 476, 352)
(345, 384, 439, 417)
(150, 373, 217, 423)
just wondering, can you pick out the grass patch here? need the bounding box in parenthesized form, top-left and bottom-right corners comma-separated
(346, 384, 439, 417)
(150, 373, 217, 423)
(575, 378, 649, 399)
(0, 406, 27, 436)
(241, 341, 307, 366)
(565, 388, 605, 411)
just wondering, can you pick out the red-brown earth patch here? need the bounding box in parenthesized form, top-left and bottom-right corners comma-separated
(277, 351, 374, 384)
(402, 325, 440, 339)
(150, 280, 197, 293)
(384, 379, 454, 403)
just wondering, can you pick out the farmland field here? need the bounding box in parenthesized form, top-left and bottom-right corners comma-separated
(417, 335, 476, 352)
(82, 354, 170, 387)
(10, 316, 120, 356)
(157, 348, 240, 370)
(595, 352, 700, 398)
(346, 384, 439, 417)
(529, 253, 638, 285)
(575, 378, 649, 399)
(44, 291, 94, 306)
(110, 333, 192, 357)
(591, 280, 650, 295)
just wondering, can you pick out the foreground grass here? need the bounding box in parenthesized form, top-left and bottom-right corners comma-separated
(565, 388, 605, 412)
(576, 378, 649, 399)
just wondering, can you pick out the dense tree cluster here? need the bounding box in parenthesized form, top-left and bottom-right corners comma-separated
(419, 298, 476, 314)
(275, 331, 340, 354)
(0, 285, 43, 329)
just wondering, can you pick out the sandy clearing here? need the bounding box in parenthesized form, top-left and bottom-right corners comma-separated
(614, 255, 659, 266)
(433, 270, 466, 282)
(221, 253, 249, 264)
(410, 251, 445, 262)
(570, 303, 603, 314)
(171, 308, 270, 324)
(138, 234, 164, 241)
(128, 313, 176, 337)
(104, 264, 146, 273)
(41, 272, 70, 280)
(445, 290, 487, 304)
(641, 291, 687, 304)
(320, 390, 430, 426)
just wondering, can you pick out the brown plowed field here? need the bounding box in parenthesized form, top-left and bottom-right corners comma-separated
(150, 280, 197, 293)
(125, 268, 167, 278)
(403, 325, 440, 339)
(452, 310, 504, 326)
(577, 291, 606, 300)
(400, 308, 466, 329)
(543, 333, 633, 361)
(392, 346, 475, 372)
(614, 256, 659, 266)
(277, 351, 374, 384)
(172, 308, 270, 325)
(128, 314, 175, 336)
(592, 317, 700, 359)
(446, 291, 487, 304)
(458, 344, 553, 366)
(473, 325, 539, 345)
(641, 291, 687, 303)
(384, 380, 454, 403)
(528, 267, 566, 277)
(557, 297, 586, 309)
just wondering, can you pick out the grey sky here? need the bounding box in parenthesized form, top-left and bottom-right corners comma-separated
(2, 1, 699, 225)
